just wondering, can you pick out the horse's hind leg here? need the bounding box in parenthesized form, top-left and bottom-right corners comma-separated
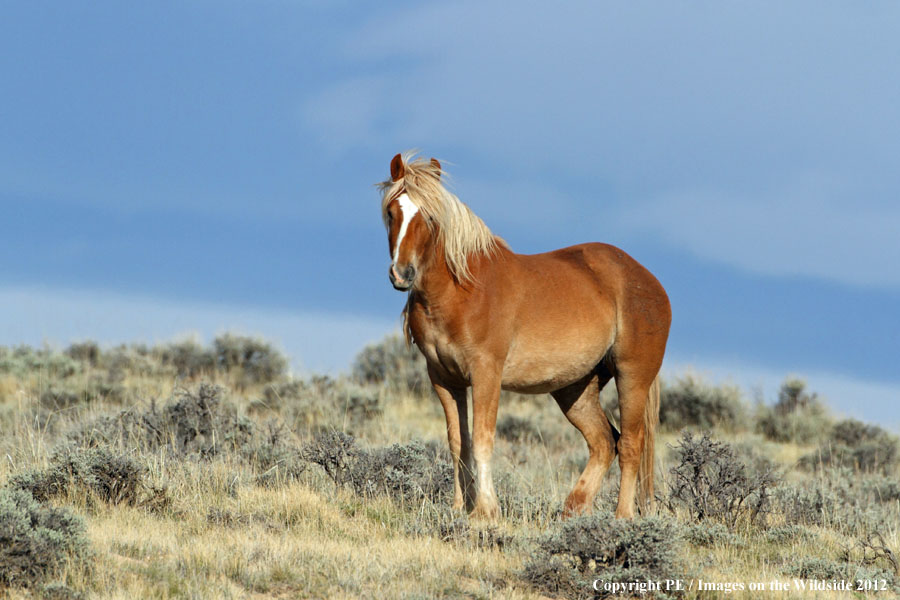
(551, 370, 617, 517)
(613, 366, 655, 519)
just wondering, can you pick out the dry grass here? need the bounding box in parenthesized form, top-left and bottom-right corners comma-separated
(1, 338, 898, 599)
(45, 485, 522, 600)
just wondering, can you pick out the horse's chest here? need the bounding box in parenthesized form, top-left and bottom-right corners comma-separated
(408, 307, 470, 384)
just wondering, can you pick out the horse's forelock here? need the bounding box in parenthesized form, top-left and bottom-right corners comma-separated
(378, 151, 504, 283)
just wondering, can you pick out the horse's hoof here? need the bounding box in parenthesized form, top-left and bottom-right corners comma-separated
(561, 505, 591, 520)
(470, 501, 500, 521)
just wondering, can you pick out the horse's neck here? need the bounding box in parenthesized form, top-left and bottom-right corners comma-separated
(417, 244, 461, 302)
(416, 241, 506, 305)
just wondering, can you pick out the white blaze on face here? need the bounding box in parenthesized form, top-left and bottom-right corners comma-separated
(392, 193, 420, 265)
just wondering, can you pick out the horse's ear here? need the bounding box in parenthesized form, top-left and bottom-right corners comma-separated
(430, 158, 441, 179)
(390, 154, 405, 182)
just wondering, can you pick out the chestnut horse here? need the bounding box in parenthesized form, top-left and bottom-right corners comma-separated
(379, 152, 671, 519)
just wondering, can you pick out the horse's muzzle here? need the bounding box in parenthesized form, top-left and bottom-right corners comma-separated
(389, 264, 416, 291)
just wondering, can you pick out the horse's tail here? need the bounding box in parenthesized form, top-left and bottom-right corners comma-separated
(637, 375, 660, 514)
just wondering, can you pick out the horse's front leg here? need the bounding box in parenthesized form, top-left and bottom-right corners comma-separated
(470, 365, 502, 520)
(428, 367, 474, 511)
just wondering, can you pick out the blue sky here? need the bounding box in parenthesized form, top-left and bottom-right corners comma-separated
(2, 2, 898, 424)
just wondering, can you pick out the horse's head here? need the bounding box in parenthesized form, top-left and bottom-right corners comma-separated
(382, 153, 440, 291)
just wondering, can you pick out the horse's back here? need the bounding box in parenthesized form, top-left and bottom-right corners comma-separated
(499, 242, 670, 392)
(518, 242, 666, 304)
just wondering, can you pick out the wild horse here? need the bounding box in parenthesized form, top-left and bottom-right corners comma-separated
(379, 152, 671, 519)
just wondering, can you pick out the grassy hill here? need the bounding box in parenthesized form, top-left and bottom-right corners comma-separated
(1, 335, 898, 599)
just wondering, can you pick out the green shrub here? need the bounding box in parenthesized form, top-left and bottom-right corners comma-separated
(243, 422, 307, 487)
(0, 488, 89, 589)
(66, 383, 254, 458)
(764, 524, 814, 544)
(841, 533, 900, 586)
(155, 339, 215, 379)
(496, 414, 542, 444)
(787, 557, 852, 579)
(522, 513, 686, 599)
(256, 377, 381, 433)
(351, 334, 429, 394)
(831, 418, 885, 447)
(64, 341, 100, 366)
(84, 376, 127, 404)
(302, 432, 452, 504)
(666, 431, 779, 527)
(775, 479, 839, 529)
(801, 419, 899, 474)
(495, 471, 559, 523)
(100, 344, 158, 379)
(38, 377, 128, 410)
(39, 388, 83, 411)
(773, 468, 897, 532)
(10, 446, 147, 506)
(862, 475, 900, 503)
(164, 383, 236, 453)
(403, 503, 515, 550)
(785, 556, 895, 591)
(659, 374, 747, 431)
(300, 430, 358, 486)
(40, 582, 84, 600)
(756, 378, 831, 444)
(213, 334, 287, 385)
(338, 383, 382, 424)
(684, 522, 744, 547)
(520, 555, 581, 599)
(5, 336, 287, 384)
(54, 382, 334, 493)
(0, 346, 81, 379)
(256, 379, 331, 426)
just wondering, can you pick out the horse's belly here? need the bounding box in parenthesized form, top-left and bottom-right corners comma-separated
(500, 337, 611, 394)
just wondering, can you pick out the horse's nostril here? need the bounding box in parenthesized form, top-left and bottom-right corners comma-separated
(405, 265, 416, 281)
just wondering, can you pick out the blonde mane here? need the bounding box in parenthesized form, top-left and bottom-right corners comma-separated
(378, 151, 506, 284)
